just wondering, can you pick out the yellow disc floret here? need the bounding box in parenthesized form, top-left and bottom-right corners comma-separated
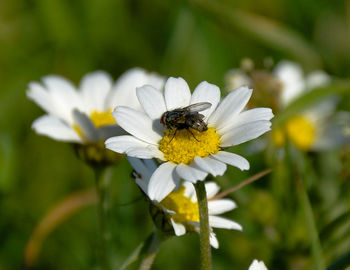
(90, 109, 116, 128)
(159, 127, 221, 165)
(286, 115, 315, 151)
(73, 109, 116, 140)
(160, 186, 199, 223)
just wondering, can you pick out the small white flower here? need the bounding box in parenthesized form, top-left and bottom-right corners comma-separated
(248, 259, 268, 270)
(129, 157, 242, 248)
(27, 68, 164, 143)
(274, 60, 331, 107)
(106, 77, 273, 201)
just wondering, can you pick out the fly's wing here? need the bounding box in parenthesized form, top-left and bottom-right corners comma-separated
(185, 102, 212, 113)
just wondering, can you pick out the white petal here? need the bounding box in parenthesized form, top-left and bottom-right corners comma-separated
(182, 181, 195, 198)
(42, 75, 83, 123)
(211, 151, 249, 171)
(105, 135, 164, 160)
(306, 70, 330, 90)
(208, 86, 252, 129)
(97, 125, 126, 141)
(194, 156, 227, 177)
(209, 216, 242, 230)
(190, 81, 221, 119)
(128, 157, 154, 177)
(80, 71, 113, 112)
(127, 158, 153, 190)
(136, 85, 166, 120)
(27, 82, 55, 115)
(176, 164, 208, 183)
(210, 232, 219, 249)
(171, 218, 186, 236)
(107, 68, 165, 110)
(148, 162, 178, 202)
(274, 61, 305, 106)
(218, 108, 274, 134)
(32, 115, 82, 143)
(248, 260, 268, 270)
(143, 158, 158, 172)
(113, 106, 162, 144)
(205, 182, 221, 198)
(135, 178, 148, 194)
(220, 121, 272, 147)
(72, 109, 99, 142)
(126, 146, 164, 159)
(164, 77, 191, 110)
(208, 199, 237, 215)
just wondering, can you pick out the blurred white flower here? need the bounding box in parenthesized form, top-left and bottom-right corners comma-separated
(272, 61, 347, 151)
(106, 77, 273, 201)
(225, 60, 349, 151)
(129, 157, 242, 249)
(27, 68, 164, 144)
(274, 60, 331, 107)
(248, 259, 268, 270)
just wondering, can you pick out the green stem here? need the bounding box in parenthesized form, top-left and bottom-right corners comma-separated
(297, 178, 325, 270)
(194, 181, 212, 270)
(119, 229, 167, 270)
(138, 230, 163, 270)
(94, 167, 111, 270)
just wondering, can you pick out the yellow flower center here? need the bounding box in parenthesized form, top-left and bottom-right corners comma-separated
(73, 109, 116, 140)
(286, 116, 315, 151)
(159, 127, 221, 165)
(160, 186, 199, 223)
(90, 109, 116, 128)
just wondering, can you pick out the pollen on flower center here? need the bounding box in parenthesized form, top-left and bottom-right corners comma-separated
(286, 115, 315, 150)
(90, 109, 116, 128)
(160, 187, 199, 223)
(159, 127, 221, 165)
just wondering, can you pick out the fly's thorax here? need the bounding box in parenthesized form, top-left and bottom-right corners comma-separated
(185, 113, 208, 132)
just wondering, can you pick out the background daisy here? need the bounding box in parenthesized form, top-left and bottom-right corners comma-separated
(27, 68, 164, 143)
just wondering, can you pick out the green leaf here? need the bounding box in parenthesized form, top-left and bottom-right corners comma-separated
(273, 80, 350, 126)
(327, 252, 350, 270)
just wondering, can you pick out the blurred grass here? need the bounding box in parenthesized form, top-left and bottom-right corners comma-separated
(1, 0, 350, 269)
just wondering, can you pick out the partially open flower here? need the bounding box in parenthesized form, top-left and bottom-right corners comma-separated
(129, 157, 242, 248)
(106, 77, 273, 201)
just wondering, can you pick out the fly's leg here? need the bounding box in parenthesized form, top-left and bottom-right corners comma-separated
(169, 129, 177, 143)
(187, 128, 200, 142)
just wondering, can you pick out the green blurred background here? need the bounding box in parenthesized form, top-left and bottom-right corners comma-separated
(1, 0, 350, 269)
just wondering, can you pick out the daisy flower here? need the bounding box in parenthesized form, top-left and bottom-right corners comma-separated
(106, 77, 273, 201)
(129, 157, 242, 248)
(225, 60, 348, 152)
(27, 68, 164, 144)
(272, 61, 348, 151)
(248, 259, 268, 270)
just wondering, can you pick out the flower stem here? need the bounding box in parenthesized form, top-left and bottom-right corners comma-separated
(138, 230, 164, 270)
(297, 178, 325, 270)
(94, 167, 111, 270)
(194, 181, 212, 270)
